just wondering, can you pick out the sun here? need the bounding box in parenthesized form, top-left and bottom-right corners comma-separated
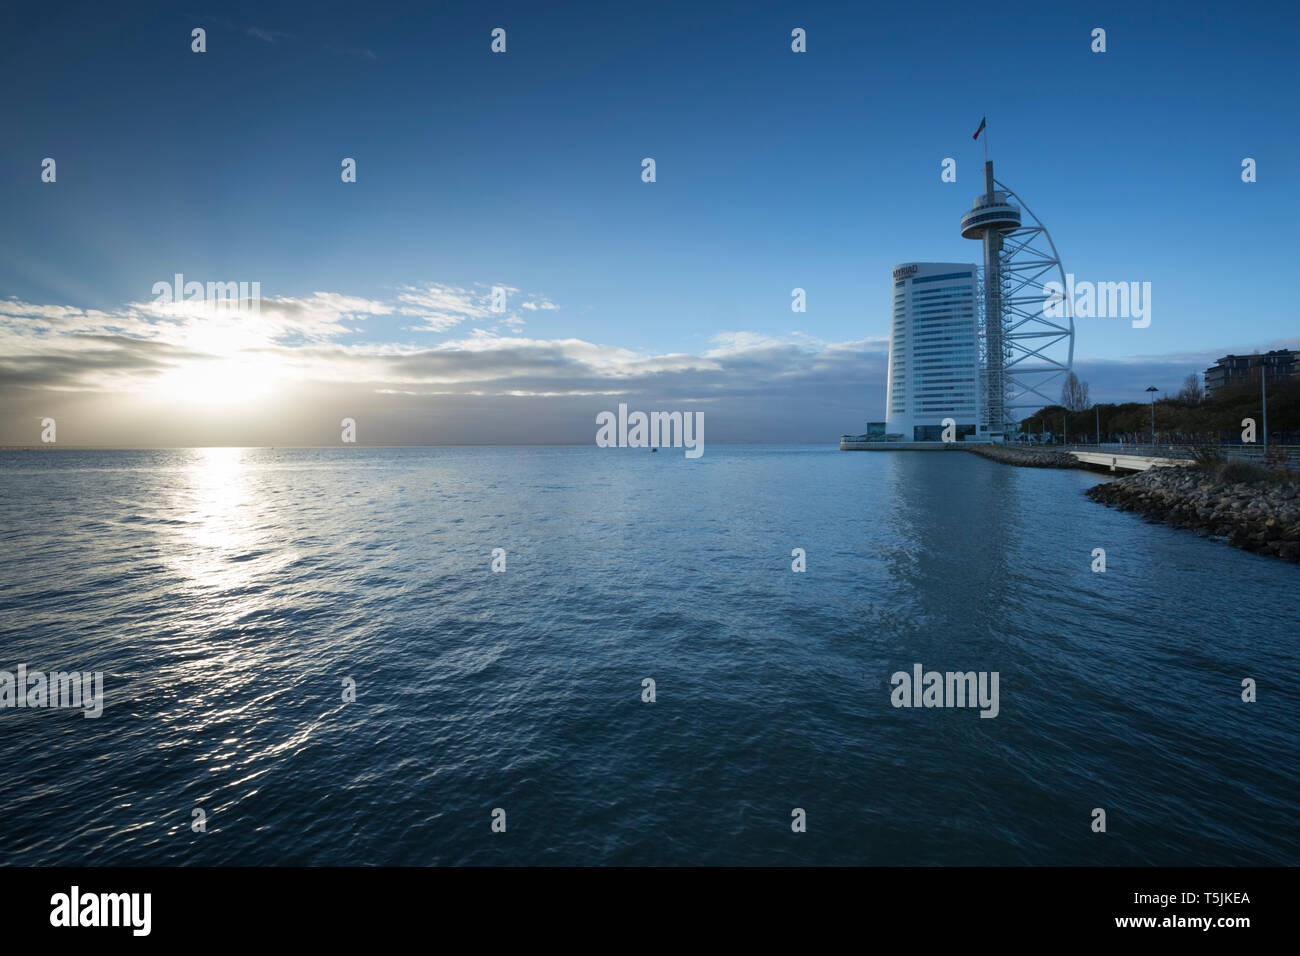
(149, 358, 278, 406)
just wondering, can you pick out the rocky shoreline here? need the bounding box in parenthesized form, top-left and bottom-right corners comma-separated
(960, 443, 1083, 469)
(1086, 465, 1300, 563)
(958, 443, 1300, 563)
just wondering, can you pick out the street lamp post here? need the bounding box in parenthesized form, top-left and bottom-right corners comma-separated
(1095, 406, 1100, 446)
(1261, 364, 1269, 449)
(1146, 386, 1158, 450)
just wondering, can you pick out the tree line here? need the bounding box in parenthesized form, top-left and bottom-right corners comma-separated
(1018, 371, 1300, 444)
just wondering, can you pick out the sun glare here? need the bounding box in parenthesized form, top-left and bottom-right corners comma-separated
(150, 359, 278, 406)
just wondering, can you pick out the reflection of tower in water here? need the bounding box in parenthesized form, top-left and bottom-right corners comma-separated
(876, 452, 1020, 629)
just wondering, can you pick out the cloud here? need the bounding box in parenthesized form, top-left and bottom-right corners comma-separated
(206, 20, 374, 59)
(245, 27, 289, 43)
(325, 44, 378, 60)
(395, 283, 556, 334)
(396, 284, 497, 332)
(0, 284, 1250, 445)
(1070, 357, 1209, 403)
(706, 331, 786, 355)
(0, 291, 394, 396)
(0, 287, 892, 443)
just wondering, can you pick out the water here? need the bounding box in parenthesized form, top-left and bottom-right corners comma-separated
(1, 445, 1296, 865)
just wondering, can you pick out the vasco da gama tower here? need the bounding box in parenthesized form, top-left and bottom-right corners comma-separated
(883, 159, 1074, 443)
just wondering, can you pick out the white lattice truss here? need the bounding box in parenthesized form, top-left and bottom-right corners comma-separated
(978, 180, 1075, 434)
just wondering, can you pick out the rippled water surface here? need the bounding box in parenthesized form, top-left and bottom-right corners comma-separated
(1, 446, 1296, 865)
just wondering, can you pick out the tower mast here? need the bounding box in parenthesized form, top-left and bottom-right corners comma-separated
(960, 147, 1020, 441)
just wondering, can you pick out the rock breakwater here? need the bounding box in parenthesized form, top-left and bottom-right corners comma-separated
(1086, 465, 1300, 563)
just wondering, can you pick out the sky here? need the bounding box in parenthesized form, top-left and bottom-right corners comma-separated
(1, 0, 1296, 445)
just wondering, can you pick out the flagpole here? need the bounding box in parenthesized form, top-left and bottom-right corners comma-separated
(984, 115, 989, 164)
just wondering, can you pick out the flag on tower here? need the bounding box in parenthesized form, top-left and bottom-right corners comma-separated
(973, 116, 986, 140)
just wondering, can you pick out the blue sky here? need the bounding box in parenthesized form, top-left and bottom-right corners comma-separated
(1, 0, 1296, 444)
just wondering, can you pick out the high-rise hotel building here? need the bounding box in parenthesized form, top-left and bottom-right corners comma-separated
(885, 262, 983, 441)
